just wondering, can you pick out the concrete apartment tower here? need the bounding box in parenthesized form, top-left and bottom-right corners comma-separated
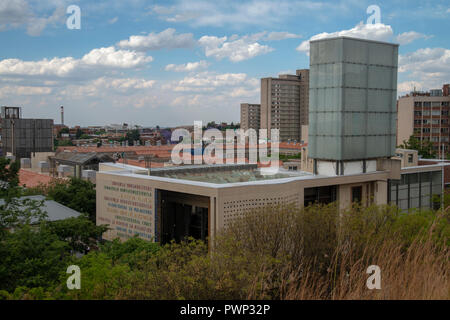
(397, 84, 450, 159)
(240, 103, 261, 132)
(260, 69, 309, 142)
(308, 37, 398, 175)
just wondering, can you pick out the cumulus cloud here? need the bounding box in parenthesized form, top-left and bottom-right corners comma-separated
(0, 85, 52, 98)
(177, 72, 249, 87)
(163, 71, 259, 98)
(165, 61, 209, 72)
(0, 47, 152, 78)
(397, 81, 425, 94)
(0, 0, 66, 36)
(199, 35, 274, 62)
(397, 47, 450, 94)
(296, 22, 394, 53)
(399, 48, 450, 74)
(81, 46, 152, 68)
(117, 28, 196, 51)
(60, 77, 156, 98)
(395, 31, 431, 45)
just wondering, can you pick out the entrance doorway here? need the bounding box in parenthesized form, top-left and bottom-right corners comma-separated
(157, 190, 209, 244)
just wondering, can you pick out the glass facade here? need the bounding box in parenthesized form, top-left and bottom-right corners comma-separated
(388, 171, 442, 211)
(309, 37, 398, 160)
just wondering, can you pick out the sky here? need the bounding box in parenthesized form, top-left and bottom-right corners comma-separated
(0, 0, 449, 127)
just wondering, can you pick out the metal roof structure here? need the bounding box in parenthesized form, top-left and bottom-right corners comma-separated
(51, 152, 114, 166)
(0, 195, 81, 223)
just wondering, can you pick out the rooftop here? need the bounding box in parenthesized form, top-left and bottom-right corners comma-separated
(0, 195, 81, 223)
(19, 169, 54, 188)
(138, 163, 313, 184)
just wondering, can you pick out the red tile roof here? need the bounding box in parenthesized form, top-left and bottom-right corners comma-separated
(19, 169, 54, 188)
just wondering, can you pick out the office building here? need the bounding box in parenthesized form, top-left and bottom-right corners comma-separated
(260, 69, 309, 142)
(240, 103, 261, 132)
(397, 84, 450, 159)
(1, 106, 54, 159)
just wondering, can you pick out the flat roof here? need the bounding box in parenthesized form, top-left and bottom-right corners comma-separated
(144, 163, 311, 184)
(98, 161, 448, 189)
(98, 163, 388, 189)
(309, 36, 399, 47)
(0, 195, 81, 223)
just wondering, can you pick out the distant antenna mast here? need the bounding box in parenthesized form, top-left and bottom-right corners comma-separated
(60, 106, 64, 125)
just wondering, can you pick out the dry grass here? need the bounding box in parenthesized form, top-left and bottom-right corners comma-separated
(222, 203, 449, 300)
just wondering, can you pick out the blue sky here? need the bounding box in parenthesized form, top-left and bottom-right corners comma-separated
(0, 0, 449, 127)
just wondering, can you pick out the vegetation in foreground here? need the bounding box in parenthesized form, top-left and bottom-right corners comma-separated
(0, 201, 448, 300)
(1, 157, 448, 299)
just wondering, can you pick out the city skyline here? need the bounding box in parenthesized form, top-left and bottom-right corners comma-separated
(0, 0, 449, 127)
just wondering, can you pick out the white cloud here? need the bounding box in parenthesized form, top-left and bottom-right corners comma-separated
(0, 85, 52, 98)
(0, 57, 78, 77)
(296, 22, 394, 53)
(81, 46, 152, 68)
(93, 77, 155, 90)
(229, 87, 259, 98)
(117, 28, 196, 51)
(399, 48, 450, 74)
(397, 81, 424, 94)
(395, 31, 430, 45)
(199, 35, 274, 62)
(265, 31, 302, 41)
(151, 0, 331, 28)
(398, 47, 450, 94)
(0, 0, 66, 36)
(177, 72, 249, 87)
(162, 71, 259, 99)
(165, 60, 209, 72)
(60, 77, 156, 98)
(0, 46, 152, 78)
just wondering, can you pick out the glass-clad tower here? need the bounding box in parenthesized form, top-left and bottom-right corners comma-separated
(308, 37, 398, 167)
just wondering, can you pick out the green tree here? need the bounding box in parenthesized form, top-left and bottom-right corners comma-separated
(75, 128, 83, 139)
(398, 135, 436, 159)
(44, 217, 108, 254)
(0, 157, 20, 189)
(45, 178, 96, 221)
(125, 129, 140, 146)
(0, 225, 69, 292)
(54, 139, 74, 147)
(58, 127, 69, 137)
(0, 197, 47, 233)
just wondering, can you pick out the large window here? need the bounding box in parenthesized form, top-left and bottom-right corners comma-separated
(352, 186, 362, 203)
(304, 186, 337, 207)
(389, 171, 442, 211)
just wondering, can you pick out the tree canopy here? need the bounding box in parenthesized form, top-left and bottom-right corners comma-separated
(398, 135, 437, 159)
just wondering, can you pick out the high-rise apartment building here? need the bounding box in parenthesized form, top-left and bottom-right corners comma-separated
(397, 84, 450, 158)
(260, 69, 309, 142)
(240, 103, 261, 132)
(308, 37, 398, 175)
